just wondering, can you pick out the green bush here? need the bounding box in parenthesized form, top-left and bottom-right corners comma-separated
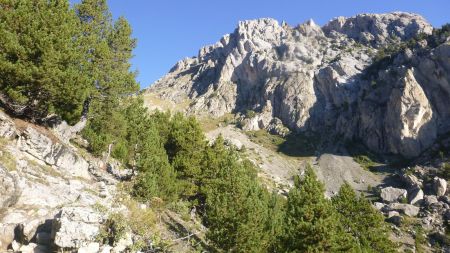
(98, 212, 128, 246)
(245, 109, 256, 118)
(354, 155, 377, 171)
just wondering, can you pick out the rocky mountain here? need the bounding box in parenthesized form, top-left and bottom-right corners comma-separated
(146, 12, 450, 158)
(2, 9, 450, 252)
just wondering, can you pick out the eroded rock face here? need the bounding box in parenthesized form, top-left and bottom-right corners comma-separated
(17, 126, 90, 179)
(0, 112, 17, 139)
(51, 206, 105, 249)
(0, 167, 20, 210)
(0, 110, 116, 252)
(383, 69, 436, 157)
(322, 12, 432, 47)
(145, 12, 450, 158)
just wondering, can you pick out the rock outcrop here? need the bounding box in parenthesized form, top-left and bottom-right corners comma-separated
(52, 206, 105, 249)
(145, 12, 450, 158)
(0, 110, 116, 252)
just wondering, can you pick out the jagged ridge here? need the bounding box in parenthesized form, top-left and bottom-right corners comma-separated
(145, 12, 450, 158)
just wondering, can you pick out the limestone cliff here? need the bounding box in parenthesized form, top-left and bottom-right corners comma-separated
(145, 12, 450, 158)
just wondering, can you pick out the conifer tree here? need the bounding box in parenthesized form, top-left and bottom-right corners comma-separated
(76, 0, 139, 156)
(332, 182, 396, 253)
(281, 165, 356, 252)
(165, 113, 206, 200)
(0, 0, 90, 123)
(202, 136, 272, 252)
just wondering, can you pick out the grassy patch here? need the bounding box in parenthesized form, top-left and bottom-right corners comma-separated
(198, 113, 235, 132)
(414, 225, 427, 253)
(353, 155, 378, 171)
(0, 152, 16, 171)
(440, 163, 450, 180)
(246, 130, 285, 152)
(97, 212, 128, 246)
(143, 93, 191, 112)
(277, 132, 319, 157)
(0, 141, 17, 171)
(115, 182, 157, 237)
(245, 130, 319, 158)
(168, 200, 191, 222)
(27, 158, 62, 178)
(345, 141, 387, 171)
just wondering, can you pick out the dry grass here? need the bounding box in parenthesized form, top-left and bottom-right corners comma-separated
(27, 158, 62, 178)
(143, 93, 191, 113)
(198, 113, 235, 132)
(115, 182, 157, 237)
(0, 140, 17, 172)
(245, 130, 285, 153)
(13, 118, 60, 144)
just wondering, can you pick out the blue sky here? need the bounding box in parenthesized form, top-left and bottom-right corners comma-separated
(70, 0, 450, 88)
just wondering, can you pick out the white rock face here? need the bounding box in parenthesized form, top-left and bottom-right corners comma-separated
(111, 232, 133, 253)
(322, 12, 432, 46)
(17, 126, 90, 179)
(434, 177, 448, 197)
(408, 187, 424, 205)
(388, 211, 400, 218)
(424, 195, 439, 206)
(381, 187, 408, 203)
(145, 12, 450, 158)
(0, 110, 116, 252)
(384, 69, 436, 157)
(52, 207, 105, 249)
(0, 112, 17, 139)
(77, 242, 100, 253)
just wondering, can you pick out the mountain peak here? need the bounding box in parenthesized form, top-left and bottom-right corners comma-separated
(145, 12, 448, 158)
(323, 12, 432, 46)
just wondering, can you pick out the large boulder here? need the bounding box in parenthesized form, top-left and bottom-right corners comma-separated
(424, 195, 439, 206)
(400, 172, 423, 189)
(388, 203, 420, 217)
(408, 187, 424, 205)
(433, 177, 447, 197)
(51, 207, 105, 249)
(380, 187, 407, 203)
(386, 215, 402, 226)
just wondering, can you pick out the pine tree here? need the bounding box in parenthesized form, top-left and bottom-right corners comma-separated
(0, 0, 90, 123)
(281, 165, 357, 252)
(76, 0, 139, 156)
(165, 112, 206, 200)
(118, 99, 178, 202)
(332, 182, 396, 253)
(266, 192, 286, 252)
(202, 136, 273, 252)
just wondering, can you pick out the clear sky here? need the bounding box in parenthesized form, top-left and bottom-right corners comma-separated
(70, 0, 450, 88)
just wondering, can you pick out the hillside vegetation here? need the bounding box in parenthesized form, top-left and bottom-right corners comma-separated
(0, 1, 424, 252)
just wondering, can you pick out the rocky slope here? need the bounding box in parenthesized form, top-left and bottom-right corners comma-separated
(0, 110, 205, 253)
(145, 12, 450, 158)
(0, 109, 120, 252)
